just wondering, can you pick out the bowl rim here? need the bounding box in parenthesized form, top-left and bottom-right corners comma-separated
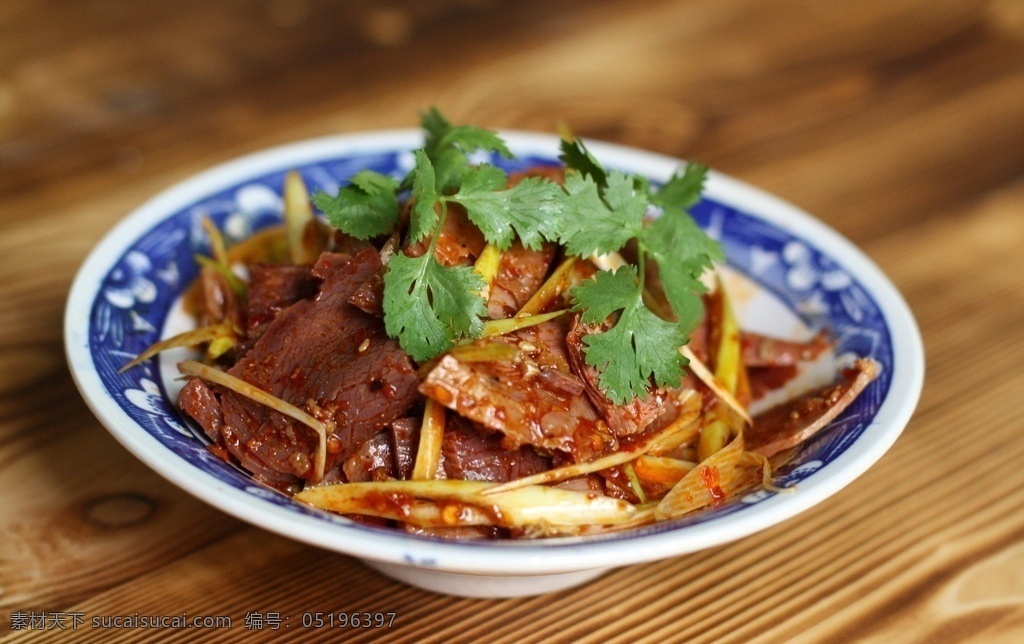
(65, 129, 924, 575)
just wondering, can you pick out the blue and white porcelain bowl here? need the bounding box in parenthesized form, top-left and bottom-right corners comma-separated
(65, 131, 924, 598)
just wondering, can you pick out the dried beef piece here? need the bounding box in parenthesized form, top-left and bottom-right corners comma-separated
(245, 264, 315, 345)
(746, 358, 879, 457)
(420, 318, 604, 457)
(486, 242, 555, 319)
(179, 247, 421, 486)
(441, 416, 551, 482)
(342, 430, 395, 483)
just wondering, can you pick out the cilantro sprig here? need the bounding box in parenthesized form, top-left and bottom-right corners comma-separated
(311, 171, 399, 240)
(572, 267, 690, 403)
(382, 247, 486, 363)
(312, 108, 723, 403)
(558, 140, 723, 403)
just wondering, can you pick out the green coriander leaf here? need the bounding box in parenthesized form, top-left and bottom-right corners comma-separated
(438, 125, 514, 160)
(571, 266, 642, 324)
(421, 107, 453, 159)
(603, 170, 650, 227)
(650, 162, 707, 211)
(582, 305, 688, 403)
(409, 149, 441, 244)
(431, 147, 471, 194)
(559, 138, 607, 187)
(452, 166, 564, 250)
(311, 171, 399, 240)
(571, 267, 688, 403)
(641, 208, 723, 329)
(420, 109, 514, 192)
(383, 252, 486, 363)
(558, 170, 647, 257)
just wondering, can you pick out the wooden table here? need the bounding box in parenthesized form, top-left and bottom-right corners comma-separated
(3, 1, 1023, 641)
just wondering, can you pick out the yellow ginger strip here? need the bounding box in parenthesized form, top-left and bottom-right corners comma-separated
(655, 429, 745, 521)
(411, 398, 446, 480)
(633, 455, 696, 489)
(201, 216, 230, 266)
(698, 277, 747, 461)
(516, 256, 577, 316)
(480, 309, 567, 338)
(119, 323, 236, 373)
(680, 345, 752, 426)
(473, 243, 502, 301)
(283, 170, 323, 265)
(447, 342, 518, 363)
(297, 479, 635, 529)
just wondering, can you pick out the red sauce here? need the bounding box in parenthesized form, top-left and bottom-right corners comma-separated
(361, 491, 415, 520)
(701, 465, 725, 502)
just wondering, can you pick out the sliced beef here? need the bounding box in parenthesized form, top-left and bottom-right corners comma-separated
(349, 273, 384, 316)
(178, 378, 222, 443)
(193, 266, 245, 329)
(741, 330, 834, 400)
(404, 205, 484, 267)
(420, 318, 605, 458)
(441, 416, 551, 482)
(486, 242, 555, 319)
(245, 264, 315, 345)
(746, 358, 879, 457)
(741, 330, 832, 368)
(342, 430, 395, 483)
(311, 250, 358, 279)
(389, 417, 420, 480)
(179, 247, 421, 486)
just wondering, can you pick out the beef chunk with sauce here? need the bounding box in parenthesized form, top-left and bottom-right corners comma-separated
(179, 247, 421, 486)
(420, 317, 608, 460)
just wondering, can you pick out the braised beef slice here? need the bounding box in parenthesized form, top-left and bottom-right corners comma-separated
(420, 318, 603, 457)
(180, 247, 420, 485)
(178, 378, 222, 443)
(245, 264, 315, 345)
(389, 417, 420, 480)
(486, 242, 555, 319)
(404, 205, 484, 267)
(442, 416, 551, 482)
(342, 430, 394, 483)
(746, 358, 879, 458)
(349, 273, 384, 316)
(312, 250, 359, 280)
(741, 330, 832, 368)
(741, 330, 834, 400)
(196, 266, 245, 329)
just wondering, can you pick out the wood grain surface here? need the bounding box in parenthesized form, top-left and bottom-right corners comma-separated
(3, 0, 1024, 641)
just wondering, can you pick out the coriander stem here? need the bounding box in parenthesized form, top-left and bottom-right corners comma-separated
(635, 244, 648, 300)
(425, 199, 449, 256)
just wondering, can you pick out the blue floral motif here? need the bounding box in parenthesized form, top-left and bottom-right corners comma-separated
(85, 145, 895, 535)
